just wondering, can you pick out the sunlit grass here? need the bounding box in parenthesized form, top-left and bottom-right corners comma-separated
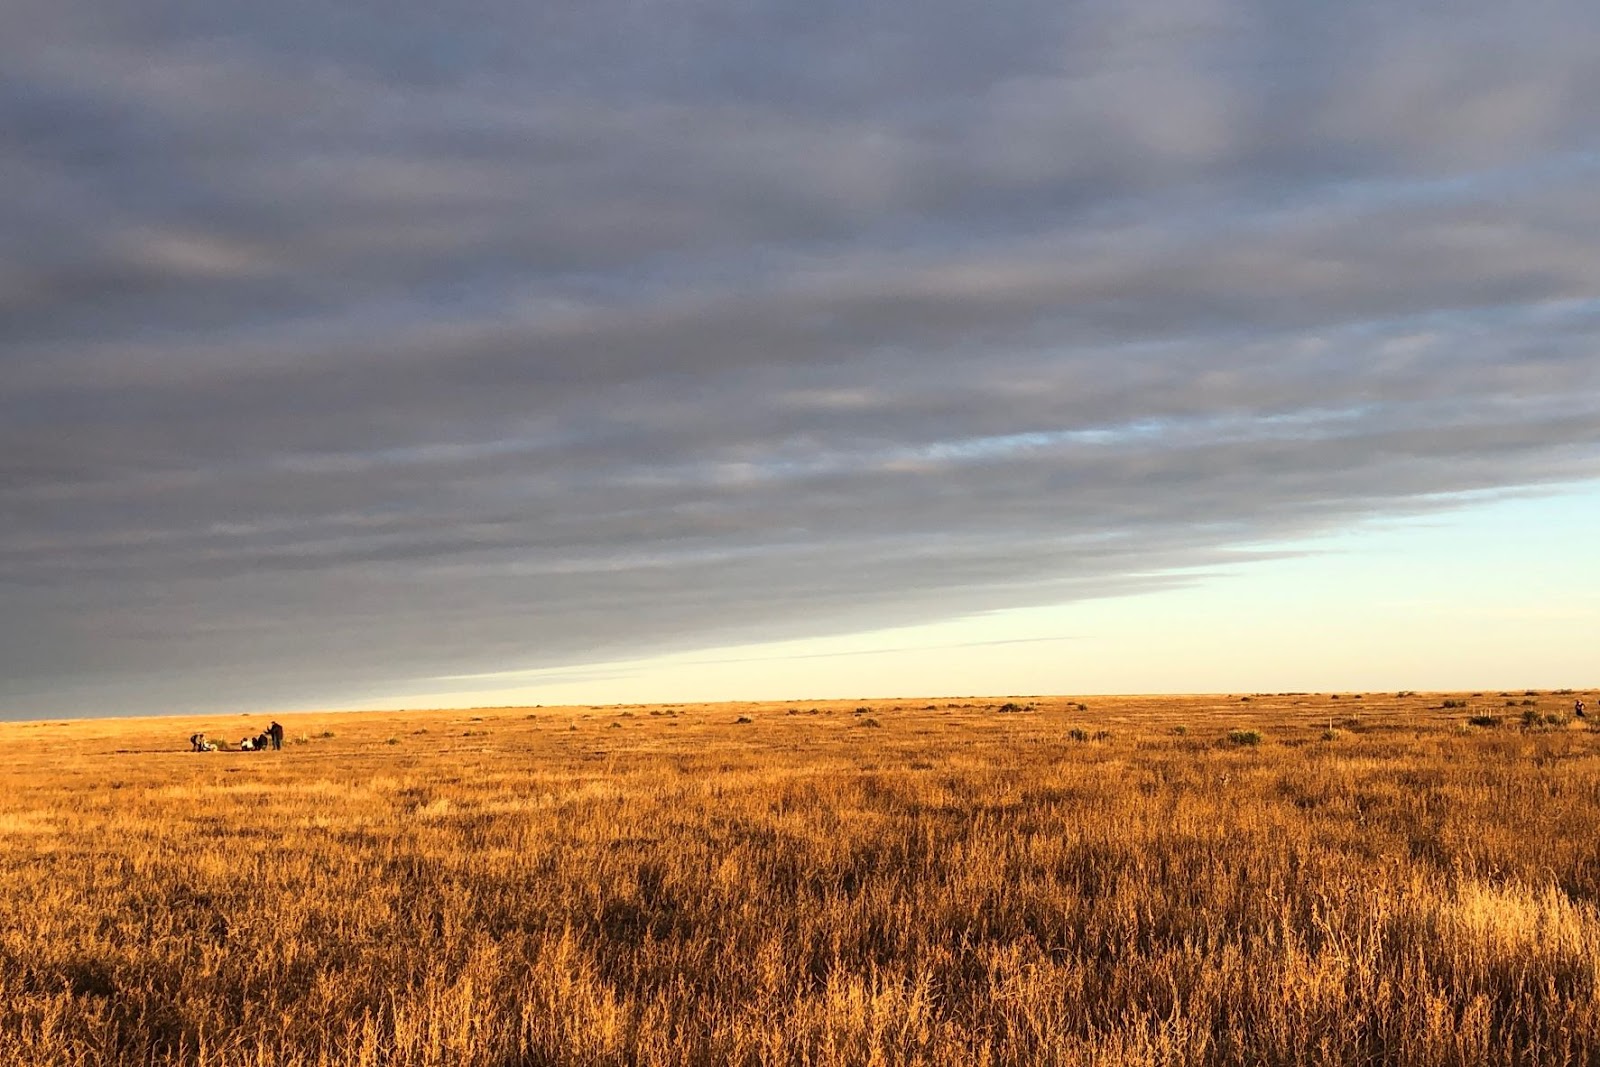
(1, 691, 1596, 1065)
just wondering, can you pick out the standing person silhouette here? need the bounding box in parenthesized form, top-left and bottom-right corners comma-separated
(1577, 699, 1587, 719)
(269, 721, 284, 750)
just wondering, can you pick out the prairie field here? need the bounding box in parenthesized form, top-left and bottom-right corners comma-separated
(2, 690, 1599, 1066)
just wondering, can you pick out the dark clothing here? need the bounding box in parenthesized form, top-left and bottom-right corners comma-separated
(269, 722, 284, 750)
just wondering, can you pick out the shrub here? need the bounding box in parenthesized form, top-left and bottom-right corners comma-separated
(858, 717, 881, 728)
(1468, 715, 1499, 728)
(1092, 729, 1113, 741)
(1320, 728, 1341, 741)
(1172, 725, 1188, 736)
(1068, 728, 1090, 742)
(1440, 699, 1467, 709)
(734, 716, 753, 725)
(1227, 729, 1262, 746)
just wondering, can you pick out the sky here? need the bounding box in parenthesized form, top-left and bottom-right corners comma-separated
(2, 1, 1598, 719)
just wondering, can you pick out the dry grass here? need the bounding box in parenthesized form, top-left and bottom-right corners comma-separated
(2, 690, 1598, 1066)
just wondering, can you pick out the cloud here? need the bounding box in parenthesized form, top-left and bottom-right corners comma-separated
(3, 0, 1600, 714)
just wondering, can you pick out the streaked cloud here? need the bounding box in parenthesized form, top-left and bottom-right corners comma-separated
(3, 0, 1599, 714)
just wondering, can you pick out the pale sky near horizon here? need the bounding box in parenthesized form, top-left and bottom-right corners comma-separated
(338, 481, 1600, 712)
(3, 2, 1599, 719)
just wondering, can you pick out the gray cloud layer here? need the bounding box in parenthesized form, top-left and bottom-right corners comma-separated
(4, 0, 1600, 715)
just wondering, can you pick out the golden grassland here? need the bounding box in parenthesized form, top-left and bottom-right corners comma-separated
(2, 689, 1599, 1066)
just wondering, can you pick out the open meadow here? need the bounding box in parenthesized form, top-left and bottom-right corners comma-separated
(2, 689, 1599, 1066)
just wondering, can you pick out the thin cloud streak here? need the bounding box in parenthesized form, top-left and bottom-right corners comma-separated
(436, 633, 1086, 685)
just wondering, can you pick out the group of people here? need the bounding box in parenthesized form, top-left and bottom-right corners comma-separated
(190, 721, 283, 752)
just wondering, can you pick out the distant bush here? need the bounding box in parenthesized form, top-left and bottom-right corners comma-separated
(1068, 728, 1090, 742)
(734, 716, 753, 725)
(858, 717, 881, 728)
(1227, 729, 1262, 746)
(1093, 729, 1113, 742)
(1440, 700, 1467, 709)
(1320, 729, 1341, 741)
(1468, 715, 1499, 728)
(1172, 725, 1188, 736)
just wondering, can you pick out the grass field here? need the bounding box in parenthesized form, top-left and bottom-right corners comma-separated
(2, 689, 1598, 1066)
